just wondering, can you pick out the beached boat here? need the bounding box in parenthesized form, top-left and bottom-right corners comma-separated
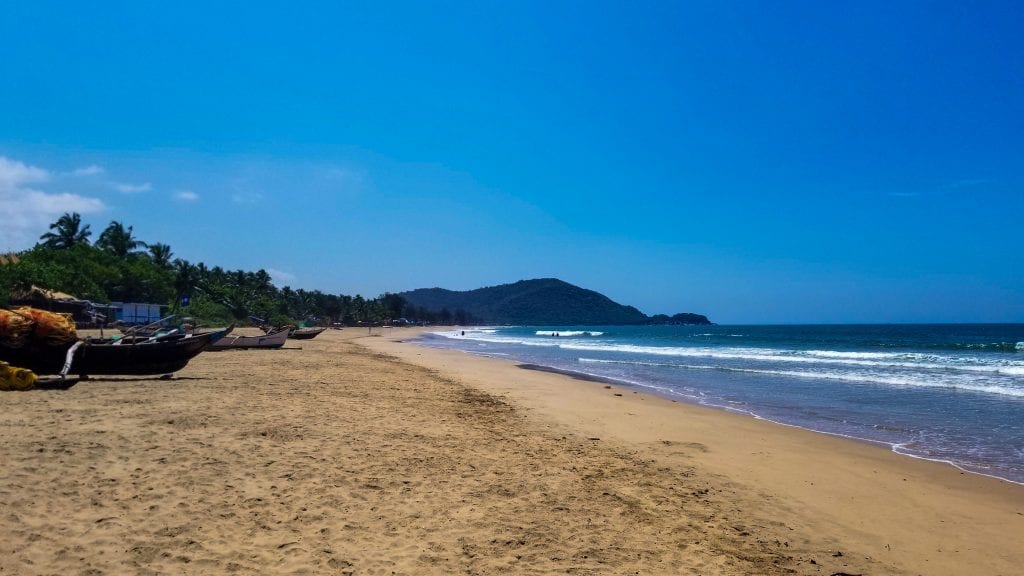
(0, 327, 232, 377)
(287, 326, 326, 340)
(209, 327, 290, 350)
(250, 317, 326, 340)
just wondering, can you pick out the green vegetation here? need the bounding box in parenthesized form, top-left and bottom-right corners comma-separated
(647, 313, 714, 325)
(400, 279, 711, 326)
(0, 213, 406, 326)
(2, 214, 711, 327)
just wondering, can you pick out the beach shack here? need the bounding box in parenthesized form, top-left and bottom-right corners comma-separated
(110, 302, 166, 325)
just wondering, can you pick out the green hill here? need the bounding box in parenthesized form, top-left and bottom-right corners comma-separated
(399, 278, 710, 326)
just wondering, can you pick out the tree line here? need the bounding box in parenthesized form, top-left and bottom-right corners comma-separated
(0, 213, 451, 327)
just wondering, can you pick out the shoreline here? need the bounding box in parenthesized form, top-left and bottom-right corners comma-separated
(412, 327, 1024, 486)
(523, 358, 1024, 489)
(362, 328, 1024, 576)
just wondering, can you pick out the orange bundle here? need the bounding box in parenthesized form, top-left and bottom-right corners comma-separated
(12, 307, 78, 346)
(0, 308, 33, 349)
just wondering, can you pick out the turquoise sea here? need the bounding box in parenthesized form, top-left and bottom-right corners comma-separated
(414, 324, 1024, 484)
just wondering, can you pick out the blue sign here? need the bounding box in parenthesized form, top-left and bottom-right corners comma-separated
(180, 294, 190, 306)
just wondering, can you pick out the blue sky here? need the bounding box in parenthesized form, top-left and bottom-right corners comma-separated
(2, 1, 1022, 323)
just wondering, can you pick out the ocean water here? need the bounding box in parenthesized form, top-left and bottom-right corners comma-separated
(412, 324, 1024, 485)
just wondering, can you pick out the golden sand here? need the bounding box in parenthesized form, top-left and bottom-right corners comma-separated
(1, 327, 1021, 575)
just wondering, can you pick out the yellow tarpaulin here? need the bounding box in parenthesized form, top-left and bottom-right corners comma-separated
(0, 361, 36, 391)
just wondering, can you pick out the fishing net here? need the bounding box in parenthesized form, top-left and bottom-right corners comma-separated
(0, 309, 33, 349)
(0, 361, 37, 391)
(11, 307, 78, 346)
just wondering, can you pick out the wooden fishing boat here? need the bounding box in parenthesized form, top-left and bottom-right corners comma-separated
(287, 326, 326, 340)
(209, 327, 290, 350)
(250, 317, 326, 340)
(0, 327, 232, 377)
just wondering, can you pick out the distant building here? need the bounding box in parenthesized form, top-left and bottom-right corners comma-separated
(110, 302, 166, 325)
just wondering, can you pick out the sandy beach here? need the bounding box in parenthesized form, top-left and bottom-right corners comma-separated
(2, 327, 1022, 575)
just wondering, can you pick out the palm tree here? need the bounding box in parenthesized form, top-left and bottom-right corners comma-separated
(96, 221, 147, 257)
(148, 243, 174, 268)
(171, 259, 198, 312)
(38, 212, 91, 249)
(253, 269, 273, 295)
(380, 292, 407, 320)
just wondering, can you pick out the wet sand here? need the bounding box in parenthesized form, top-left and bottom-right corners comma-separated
(1, 327, 1021, 575)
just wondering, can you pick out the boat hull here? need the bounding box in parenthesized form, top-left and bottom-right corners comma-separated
(0, 329, 230, 376)
(210, 328, 290, 349)
(288, 327, 326, 340)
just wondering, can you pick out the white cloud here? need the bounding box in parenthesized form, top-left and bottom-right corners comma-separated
(175, 190, 200, 202)
(265, 267, 297, 284)
(0, 156, 49, 188)
(114, 181, 152, 193)
(18, 189, 104, 214)
(0, 155, 105, 251)
(70, 164, 104, 177)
